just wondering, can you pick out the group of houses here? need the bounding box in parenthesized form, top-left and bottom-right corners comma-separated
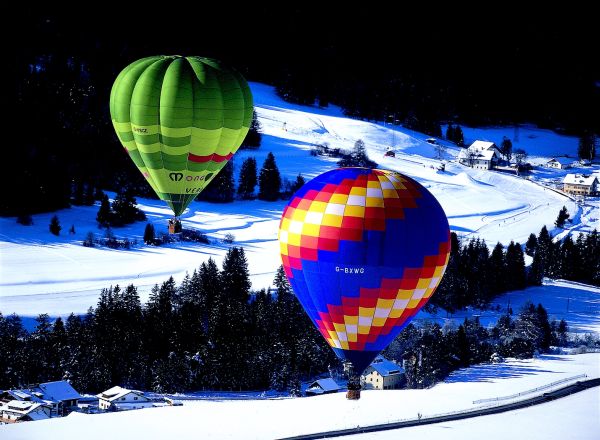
(0, 381, 177, 424)
(455, 140, 598, 197)
(306, 356, 406, 396)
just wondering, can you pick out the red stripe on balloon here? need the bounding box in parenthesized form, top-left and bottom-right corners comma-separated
(188, 152, 233, 163)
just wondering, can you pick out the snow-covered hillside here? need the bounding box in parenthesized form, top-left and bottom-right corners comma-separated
(1, 82, 598, 320)
(2, 353, 598, 439)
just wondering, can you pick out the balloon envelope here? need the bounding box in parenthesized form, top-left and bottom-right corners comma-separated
(110, 56, 253, 216)
(278, 168, 450, 374)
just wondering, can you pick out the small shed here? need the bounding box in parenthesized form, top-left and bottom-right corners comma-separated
(305, 378, 341, 396)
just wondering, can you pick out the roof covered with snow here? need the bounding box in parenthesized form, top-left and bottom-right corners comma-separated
(9, 390, 32, 400)
(97, 386, 143, 402)
(469, 140, 497, 150)
(366, 357, 404, 377)
(457, 148, 499, 161)
(306, 378, 340, 393)
(547, 157, 573, 166)
(563, 174, 599, 186)
(37, 381, 82, 402)
(0, 400, 44, 415)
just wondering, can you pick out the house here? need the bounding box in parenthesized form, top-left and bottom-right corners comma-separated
(563, 174, 599, 196)
(0, 400, 51, 423)
(0, 381, 82, 417)
(36, 381, 82, 410)
(97, 386, 153, 411)
(305, 378, 341, 396)
(546, 157, 573, 169)
(457, 141, 501, 170)
(361, 357, 405, 390)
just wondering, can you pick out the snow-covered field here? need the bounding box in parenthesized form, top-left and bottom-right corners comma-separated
(1, 82, 600, 439)
(2, 353, 598, 439)
(354, 387, 600, 440)
(418, 279, 600, 335)
(1, 82, 598, 320)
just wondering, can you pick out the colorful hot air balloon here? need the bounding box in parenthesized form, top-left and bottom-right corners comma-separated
(278, 168, 450, 384)
(110, 56, 253, 216)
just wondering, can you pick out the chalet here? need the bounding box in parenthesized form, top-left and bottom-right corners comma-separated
(563, 174, 599, 196)
(305, 378, 341, 396)
(546, 157, 573, 169)
(0, 400, 51, 423)
(361, 357, 405, 390)
(97, 386, 153, 411)
(457, 141, 501, 170)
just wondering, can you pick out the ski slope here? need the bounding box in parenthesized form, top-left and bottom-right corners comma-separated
(1, 82, 598, 319)
(2, 353, 598, 439)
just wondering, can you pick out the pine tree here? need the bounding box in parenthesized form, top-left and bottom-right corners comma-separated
(525, 233, 538, 257)
(49, 215, 62, 236)
(258, 152, 282, 201)
(144, 223, 156, 245)
(500, 136, 513, 161)
(237, 157, 258, 200)
(96, 194, 112, 228)
(555, 206, 570, 228)
(200, 161, 235, 202)
(290, 174, 305, 195)
(84, 183, 95, 205)
(26, 314, 54, 383)
(487, 242, 506, 297)
(50, 317, 68, 380)
(0, 313, 27, 388)
(112, 187, 146, 225)
(445, 124, 456, 143)
(454, 125, 464, 147)
(537, 226, 556, 277)
(505, 241, 526, 291)
(337, 139, 377, 168)
(240, 110, 262, 149)
(527, 251, 544, 286)
(577, 132, 596, 161)
(558, 235, 581, 280)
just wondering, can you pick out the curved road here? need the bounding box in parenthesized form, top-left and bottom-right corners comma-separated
(278, 378, 600, 440)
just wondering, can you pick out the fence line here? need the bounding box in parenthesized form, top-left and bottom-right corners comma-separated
(472, 374, 587, 404)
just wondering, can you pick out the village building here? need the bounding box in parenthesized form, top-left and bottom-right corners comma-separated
(457, 141, 501, 170)
(0, 400, 51, 423)
(361, 357, 405, 390)
(97, 386, 153, 411)
(563, 174, 599, 196)
(546, 157, 573, 169)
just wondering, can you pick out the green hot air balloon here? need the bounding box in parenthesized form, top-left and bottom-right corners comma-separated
(110, 56, 253, 216)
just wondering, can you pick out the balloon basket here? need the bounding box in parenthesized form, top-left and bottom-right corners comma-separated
(346, 389, 361, 400)
(346, 375, 362, 400)
(168, 218, 182, 234)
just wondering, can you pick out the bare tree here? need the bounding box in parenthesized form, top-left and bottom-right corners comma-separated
(467, 150, 479, 168)
(514, 148, 528, 165)
(435, 143, 447, 160)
